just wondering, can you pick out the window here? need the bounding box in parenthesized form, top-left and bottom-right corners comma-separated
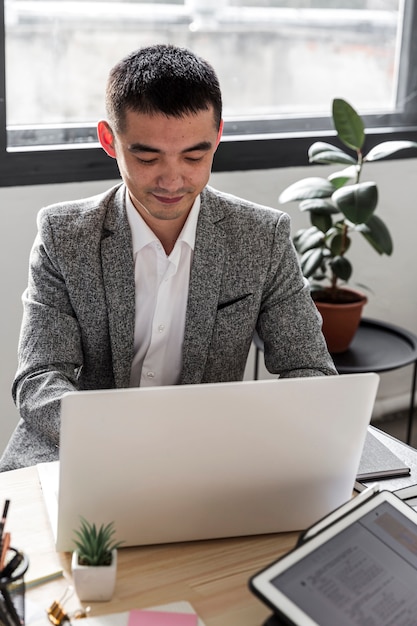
(1, 0, 417, 186)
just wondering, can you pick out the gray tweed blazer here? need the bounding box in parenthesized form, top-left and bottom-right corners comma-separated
(0, 183, 336, 471)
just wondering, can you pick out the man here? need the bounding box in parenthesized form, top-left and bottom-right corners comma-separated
(0, 44, 336, 471)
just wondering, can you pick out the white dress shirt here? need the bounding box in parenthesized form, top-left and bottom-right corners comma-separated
(126, 191, 200, 387)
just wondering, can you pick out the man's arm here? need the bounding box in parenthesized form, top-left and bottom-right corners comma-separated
(12, 213, 84, 446)
(258, 211, 337, 378)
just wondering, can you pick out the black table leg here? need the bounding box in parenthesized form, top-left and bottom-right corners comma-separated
(406, 360, 417, 445)
(254, 346, 260, 380)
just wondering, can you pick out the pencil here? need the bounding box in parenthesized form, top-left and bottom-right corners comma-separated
(0, 499, 10, 537)
(0, 499, 10, 571)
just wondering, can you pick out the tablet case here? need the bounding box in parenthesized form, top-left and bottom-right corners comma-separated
(250, 484, 417, 626)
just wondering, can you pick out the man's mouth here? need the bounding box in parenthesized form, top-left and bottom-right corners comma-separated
(153, 194, 184, 205)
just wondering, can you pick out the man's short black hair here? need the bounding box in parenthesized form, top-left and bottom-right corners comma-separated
(106, 44, 222, 132)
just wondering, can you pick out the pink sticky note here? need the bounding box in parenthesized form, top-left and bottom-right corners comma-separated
(128, 609, 198, 626)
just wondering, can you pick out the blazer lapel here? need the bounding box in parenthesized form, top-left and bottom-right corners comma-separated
(180, 192, 226, 384)
(99, 185, 226, 387)
(101, 186, 135, 388)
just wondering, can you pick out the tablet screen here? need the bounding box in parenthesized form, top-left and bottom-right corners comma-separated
(270, 500, 417, 625)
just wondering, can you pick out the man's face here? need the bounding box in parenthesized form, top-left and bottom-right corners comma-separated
(99, 108, 223, 226)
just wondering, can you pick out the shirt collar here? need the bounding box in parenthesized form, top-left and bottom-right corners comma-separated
(126, 189, 200, 255)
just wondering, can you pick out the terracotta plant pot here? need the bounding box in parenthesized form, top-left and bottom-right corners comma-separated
(71, 549, 117, 602)
(313, 288, 367, 354)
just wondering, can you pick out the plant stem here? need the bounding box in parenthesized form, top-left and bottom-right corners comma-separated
(340, 222, 349, 255)
(355, 150, 363, 183)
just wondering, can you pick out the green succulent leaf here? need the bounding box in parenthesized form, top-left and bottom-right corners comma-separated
(365, 140, 417, 162)
(332, 181, 378, 224)
(73, 517, 124, 566)
(330, 255, 352, 281)
(332, 98, 365, 152)
(356, 214, 393, 255)
(279, 177, 334, 203)
(300, 248, 325, 279)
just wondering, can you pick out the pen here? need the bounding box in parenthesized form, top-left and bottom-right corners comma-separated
(0, 531, 11, 571)
(394, 483, 417, 501)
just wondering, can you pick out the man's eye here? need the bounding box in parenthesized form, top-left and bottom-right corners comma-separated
(185, 155, 204, 162)
(138, 157, 157, 164)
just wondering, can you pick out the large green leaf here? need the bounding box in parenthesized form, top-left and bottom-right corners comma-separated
(299, 198, 339, 214)
(308, 141, 356, 165)
(300, 248, 324, 278)
(365, 140, 417, 162)
(294, 227, 324, 253)
(332, 181, 378, 224)
(332, 98, 365, 152)
(328, 165, 359, 188)
(330, 256, 352, 281)
(308, 142, 342, 157)
(293, 227, 311, 246)
(311, 212, 333, 233)
(279, 177, 334, 203)
(356, 214, 393, 255)
(329, 232, 351, 256)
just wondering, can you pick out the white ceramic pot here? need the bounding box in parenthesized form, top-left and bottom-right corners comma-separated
(71, 549, 117, 602)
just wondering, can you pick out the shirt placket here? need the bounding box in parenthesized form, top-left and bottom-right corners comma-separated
(141, 244, 177, 385)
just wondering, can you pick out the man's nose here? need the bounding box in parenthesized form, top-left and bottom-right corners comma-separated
(157, 163, 184, 190)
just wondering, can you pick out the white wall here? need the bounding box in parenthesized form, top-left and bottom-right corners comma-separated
(1, 159, 416, 454)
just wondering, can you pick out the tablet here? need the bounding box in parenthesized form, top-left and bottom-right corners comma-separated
(249, 490, 417, 626)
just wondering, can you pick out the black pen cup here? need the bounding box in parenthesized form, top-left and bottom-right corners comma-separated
(0, 548, 29, 626)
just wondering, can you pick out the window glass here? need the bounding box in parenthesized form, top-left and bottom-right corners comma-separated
(5, 0, 401, 148)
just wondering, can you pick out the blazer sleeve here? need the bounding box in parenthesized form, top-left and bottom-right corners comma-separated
(257, 211, 337, 377)
(12, 210, 83, 446)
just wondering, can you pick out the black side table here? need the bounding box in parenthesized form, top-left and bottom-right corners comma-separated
(253, 318, 417, 444)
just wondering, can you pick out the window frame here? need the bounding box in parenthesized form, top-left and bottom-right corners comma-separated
(1, 0, 417, 187)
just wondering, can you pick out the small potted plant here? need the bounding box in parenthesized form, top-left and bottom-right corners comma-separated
(71, 517, 123, 602)
(279, 97, 417, 352)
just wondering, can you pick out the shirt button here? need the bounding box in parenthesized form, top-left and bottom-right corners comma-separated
(146, 371, 155, 379)
(158, 324, 165, 333)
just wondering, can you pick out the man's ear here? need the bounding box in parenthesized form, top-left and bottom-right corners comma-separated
(215, 119, 224, 150)
(97, 120, 116, 158)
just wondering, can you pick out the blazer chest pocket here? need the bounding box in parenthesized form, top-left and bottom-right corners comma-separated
(217, 292, 254, 314)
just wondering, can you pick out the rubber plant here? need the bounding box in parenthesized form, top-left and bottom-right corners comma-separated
(279, 98, 417, 304)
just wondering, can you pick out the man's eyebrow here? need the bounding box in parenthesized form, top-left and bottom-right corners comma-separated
(182, 141, 213, 153)
(128, 141, 213, 154)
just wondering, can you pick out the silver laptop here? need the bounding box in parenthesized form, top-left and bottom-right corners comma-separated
(38, 374, 379, 552)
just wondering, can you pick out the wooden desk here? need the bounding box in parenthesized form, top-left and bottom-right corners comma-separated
(4, 430, 416, 625)
(0, 467, 299, 626)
